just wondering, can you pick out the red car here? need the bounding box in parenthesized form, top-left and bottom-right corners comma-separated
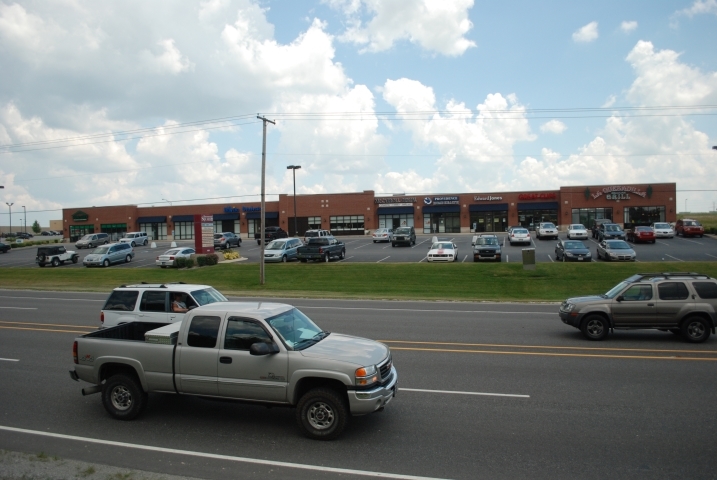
(627, 226, 655, 243)
(675, 219, 704, 237)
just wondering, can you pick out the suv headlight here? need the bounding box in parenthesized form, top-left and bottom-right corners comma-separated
(562, 303, 575, 312)
(355, 365, 378, 386)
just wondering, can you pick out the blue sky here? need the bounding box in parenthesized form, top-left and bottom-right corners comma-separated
(1, 0, 716, 226)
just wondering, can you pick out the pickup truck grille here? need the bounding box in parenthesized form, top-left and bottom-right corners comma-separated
(379, 356, 392, 381)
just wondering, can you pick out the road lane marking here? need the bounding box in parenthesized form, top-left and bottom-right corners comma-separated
(0, 306, 37, 310)
(376, 256, 390, 263)
(411, 238, 430, 249)
(664, 254, 684, 262)
(0, 320, 96, 328)
(462, 255, 468, 263)
(677, 238, 703, 245)
(0, 358, 19, 362)
(0, 426, 450, 480)
(548, 255, 554, 263)
(401, 388, 529, 398)
(298, 306, 556, 314)
(0, 325, 91, 334)
(706, 254, 717, 259)
(0, 296, 104, 302)
(352, 243, 372, 250)
(338, 256, 354, 262)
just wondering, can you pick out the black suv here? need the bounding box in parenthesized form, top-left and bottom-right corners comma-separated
(392, 226, 416, 247)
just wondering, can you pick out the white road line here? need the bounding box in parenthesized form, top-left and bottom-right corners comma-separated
(462, 255, 467, 263)
(353, 243, 372, 250)
(506, 254, 509, 263)
(664, 254, 684, 262)
(0, 306, 37, 310)
(419, 256, 426, 263)
(383, 244, 391, 249)
(412, 238, 430, 249)
(338, 256, 354, 262)
(377, 256, 390, 263)
(0, 296, 104, 302)
(296, 306, 556, 315)
(0, 358, 19, 362)
(706, 254, 717, 259)
(401, 388, 529, 399)
(0, 426, 449, 480)
(548, 255, 554, 263)
(656, 241, 671, 246)
(678, 238, 703, 245)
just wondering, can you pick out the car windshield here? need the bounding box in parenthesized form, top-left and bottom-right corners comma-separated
(267, 308, 326, 351)
(654, 223, 670, 228)
(373, 229, 387, 234)
(605, 225, 621, 231)
(684, 221, 701, 226)
(266, 240, 286, 250)
(541, 223, 555, 228)
(395, 228, 411, 235)
(80, 234, 93, 240)
(475, 237, 498, 245)
(565, 241, 586, 249)
(432, 242, 454, 249)
(93, 247, 110, 254)
(607, 241, 630, 249)
(189, 288, 227, 306)
(604, 281, 629, 299)
(163, 249, 181, 255)
(570, 225, 586, 230)
(635, 227, 652, 232)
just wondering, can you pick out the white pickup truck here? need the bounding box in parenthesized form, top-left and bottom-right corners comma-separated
(70, 302, 397, 440)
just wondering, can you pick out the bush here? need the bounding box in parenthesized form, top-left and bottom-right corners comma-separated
(185, 257, 195, 268)
(175, 257, 186, 268)
(196, 255, 208, 267)
(205, 253, 219, 266)
(222, 250, 240, 260)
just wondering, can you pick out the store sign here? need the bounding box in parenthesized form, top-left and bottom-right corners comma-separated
(378, 203, 413, 208)
(193, 214, 214, 254)
(224, 206, 239, 213)
(242, 206, 260, 212)
(71, 210, 89, 222)
(375, 197, 417, 204)
(474, 195, 503, 201)
(518, 193, 557, 200)
(591, 186, 647, 200)
(424, 196, 459, 205)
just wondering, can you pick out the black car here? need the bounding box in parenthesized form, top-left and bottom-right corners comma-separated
(472, 235, 502, 262)
(554, 240, 592, 262)
(392, 226, 416, 247)
(0, 242, 11, 253)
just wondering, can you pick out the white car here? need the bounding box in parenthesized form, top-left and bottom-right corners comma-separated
(651, 222, 675, 238)
(567, 224, 588, 240)
(508, 228, 531, 245)
(536, 222, 558, 240)
(372, 228, 394, 243)
(156, 247, 195, 267)
(426, 241, 458, 262)
(120, 231, 148, 247)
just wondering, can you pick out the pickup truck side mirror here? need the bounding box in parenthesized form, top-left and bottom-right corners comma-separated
(616, 295, 624, 302)
(250, 342, 280, 356)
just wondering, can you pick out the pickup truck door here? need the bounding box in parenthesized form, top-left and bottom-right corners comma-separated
(217, 317, 288, 402)
(611, 284, 656, 326)
(175, 314, 222, 395)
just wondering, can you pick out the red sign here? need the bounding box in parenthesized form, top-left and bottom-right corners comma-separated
(193, 214, 214, 254)
(518, 193, 557, 200)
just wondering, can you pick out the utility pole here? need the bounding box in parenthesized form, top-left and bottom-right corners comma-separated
(287, 165, 301, 236)
(22, 206, 26, 233)
(5, 203, 12, 235)
(257, 115, 275, 286)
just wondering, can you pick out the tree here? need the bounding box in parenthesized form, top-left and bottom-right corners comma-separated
(32, 220, 41, 234)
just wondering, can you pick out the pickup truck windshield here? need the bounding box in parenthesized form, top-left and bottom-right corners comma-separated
(190, 288, 228, 306)
(267, 308, 328, 350)
(475, 238, 498, 246)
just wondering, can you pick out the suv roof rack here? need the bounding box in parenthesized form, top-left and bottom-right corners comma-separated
(632, 272, 709, 281)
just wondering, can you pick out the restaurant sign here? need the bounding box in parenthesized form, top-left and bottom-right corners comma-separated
(72, 210, 89, 222)
(591, 186, 647, 200)
(518, 193, 557, 200)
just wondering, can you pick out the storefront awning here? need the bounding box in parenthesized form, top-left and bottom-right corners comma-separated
(137, 216, 167, 223)
(377, 206, 414, 215)
(172, 215, 194, 222)
(246, 212, 279, 220)
(422, 205, 460, 213)
(212, 213, 240, 221)
(517, 202, 559, 211)
(469, 203, 509, 212)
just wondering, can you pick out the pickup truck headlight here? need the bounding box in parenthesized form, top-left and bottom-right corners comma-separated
(355, 365, 378, 386)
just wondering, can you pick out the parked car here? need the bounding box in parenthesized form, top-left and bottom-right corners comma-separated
(427, 241, 458, 262)
(473, 235, 501, 262)
(591, 218, 612, 239)
(83, 243, 134, 267)
(264, 238, 303, 263)
(508, 227, 531, 245)
(303, 229, 331, 244)
(392, 226, 416, 247)
(120, 232, 148, 247)
(566, 224, 588, 240)
(297, 236, 345, 262)
(651, 222, 675, 238)
(559, 272, 717, 342)
(0, 242, 11, 253)
(156, 247, 196, 268)
(36, 246, 79, 267)
(40, 231, 53, 236)
(596, 240, 636, 262)
(372, 228, 393, 243)
(15, 232, 32, 239)
(627, 226, 656, 243)
(213, 232, 241, 249)
(255, 226, 288, 245)
(75, 233, 110, 249)
(506, 225, 522, 234)
(597, 223, 626, 241)
(675, 219, 704, 237)
(536, 222, 558, 240)
(555, 240, 591, 262)
(100, 283, 228, 328)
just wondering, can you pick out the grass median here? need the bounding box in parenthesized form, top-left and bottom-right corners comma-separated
(2, 262, 716, 302)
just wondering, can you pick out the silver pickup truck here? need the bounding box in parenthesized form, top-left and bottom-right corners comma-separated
(70, 302, 397, 440)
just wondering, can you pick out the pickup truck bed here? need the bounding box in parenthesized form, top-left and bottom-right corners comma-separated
(84, 322, 171, 341)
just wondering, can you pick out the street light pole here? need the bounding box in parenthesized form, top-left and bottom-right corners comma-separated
(257, 115, 275, 286)
(22, 206, 26, 234)
(5, 202, 13, 235)
(162, 198, 173, 241)
(286, 165, 301, 237)
(685, 198, 687, 213)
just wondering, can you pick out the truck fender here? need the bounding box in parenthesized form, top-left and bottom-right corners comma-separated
(288, 370, 353, 405)
(96, 357, 148, 392)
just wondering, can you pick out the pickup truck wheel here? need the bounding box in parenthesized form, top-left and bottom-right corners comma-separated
(324, 252, 330, 263)
(51, 258, 60, 267)
(681, 317, 710, 343)
(102, 374, 148, 421)
(581, 315, 609, 341)
(296, 388, 348, 440)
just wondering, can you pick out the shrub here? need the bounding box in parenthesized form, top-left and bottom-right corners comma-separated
(205, 253, 219, 265)
(222, 250, 240, 260)
(185, 257, 195, 268)
(175, 257, 186, 268)
(196, 255, 207, 267)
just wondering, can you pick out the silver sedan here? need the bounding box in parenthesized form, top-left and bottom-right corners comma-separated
(156, 247, 195, 267)
(596, 240, 636, 262)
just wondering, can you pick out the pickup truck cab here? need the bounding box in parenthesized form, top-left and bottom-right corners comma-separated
(297, 236, 346, 262)
(71, 302, 397, 440)
(255, 226, 288, 245)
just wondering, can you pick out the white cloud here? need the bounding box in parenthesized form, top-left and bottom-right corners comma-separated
(143, 39, 195, 74)
(540, 120, 567, 134)
(620, 20, 638, 33)
(677, 0, 717, 17)
(602, 95, 617, 108)
(331, 0, 476, 56)
(572, 21, 599, 43)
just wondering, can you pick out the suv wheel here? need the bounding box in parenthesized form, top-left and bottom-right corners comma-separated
(72, 256, 79, 264)
(581, 315, 609, 341)
(143, 239, 148, 246)
(130, 241, 136, 247)
(51, 258, 60, 267)
(681, 316, 711, 343)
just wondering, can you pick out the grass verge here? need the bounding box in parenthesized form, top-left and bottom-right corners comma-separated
(1, 262, 716, 302)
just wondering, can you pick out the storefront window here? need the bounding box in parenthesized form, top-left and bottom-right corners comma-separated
(100, 223, 127, 242)
(307, 217, 321, 230)
(378, 214, 414, 229)
(624, 206, 665, 228)
(517, 210, 558, 231)
(424, 213, 460, 234)
(329, 215, 365, 235)
(175, 221, 194, 240)
(69, 225, 95, 242)
(571, 208, 613, 228)
(140, 222, 167, 240)
(248, 217, 279, 235)
(470, 212, 508, 233)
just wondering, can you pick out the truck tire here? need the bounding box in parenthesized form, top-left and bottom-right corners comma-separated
(681, 316, 711, 343)
(296, 388, 348, 440)
(580, 315, 609, 341)
(101, 374, 148, 421)
(324, 252, 330, 263)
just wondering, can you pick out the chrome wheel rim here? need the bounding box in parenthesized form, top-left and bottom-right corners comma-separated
(110, 385, 132, 411)
(687, 322, 705, 339)
(307, 401, 335, 430)
(586, 320, 604, 337)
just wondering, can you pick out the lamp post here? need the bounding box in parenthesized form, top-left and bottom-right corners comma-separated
(286, 165, 301, 237)
(5, 202, 12, 236)
(162, 198, 173, 241)
(685, 198, 688, 213)
(21, 206, 26, 234)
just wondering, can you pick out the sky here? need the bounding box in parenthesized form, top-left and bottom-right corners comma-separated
(1, 0, 716, 226)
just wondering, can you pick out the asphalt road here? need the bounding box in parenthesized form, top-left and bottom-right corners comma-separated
(1, 232, 716, 268)
(1, 291, 716, 479)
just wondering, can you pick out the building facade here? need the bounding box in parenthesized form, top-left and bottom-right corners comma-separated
(61, 183, 676, 241)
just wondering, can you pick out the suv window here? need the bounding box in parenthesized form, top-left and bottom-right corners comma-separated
(224, 317, 272, 350)
(140, 291, 167, 312)
(187, 316, 221, 348)
(103, 291, 139, 311)
(693, 282, 717, 299)
(658, 282, 690, 301)
(621, 284, 653, 301)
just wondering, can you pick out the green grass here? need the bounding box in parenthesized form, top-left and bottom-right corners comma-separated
(2, 262, 717, 302)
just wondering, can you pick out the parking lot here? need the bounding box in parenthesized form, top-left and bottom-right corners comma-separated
(0, 232, 715, 268)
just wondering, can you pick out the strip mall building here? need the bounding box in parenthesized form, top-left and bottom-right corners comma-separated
(62, 182, 677, 242)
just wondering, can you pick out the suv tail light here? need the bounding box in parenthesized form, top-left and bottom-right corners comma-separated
(73, 341, 78, 364)
(100, 312, 104, 324)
